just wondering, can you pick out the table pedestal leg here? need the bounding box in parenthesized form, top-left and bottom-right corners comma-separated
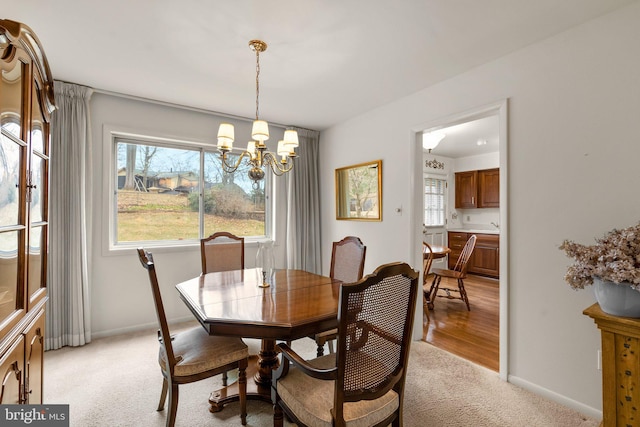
(209, 339, 280, 412)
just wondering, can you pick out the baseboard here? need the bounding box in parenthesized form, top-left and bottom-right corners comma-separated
(508, 374, 602, 420)
(90, 315, 196, 339)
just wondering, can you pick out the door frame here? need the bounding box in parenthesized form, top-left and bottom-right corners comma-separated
(409, 99, 509, 381)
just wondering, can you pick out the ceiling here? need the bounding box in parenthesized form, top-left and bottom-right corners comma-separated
(3, 1, 635, 132)
(424, 115, 499, 159)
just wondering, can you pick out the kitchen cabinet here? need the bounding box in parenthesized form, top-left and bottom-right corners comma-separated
(455, 168, 499, 209)
(447, 232, 499, 278)
(469, 234, 500, 277)
(0, 20, 55, 405)
(478, 168, 500, 208)
(455, 171, 478, 208)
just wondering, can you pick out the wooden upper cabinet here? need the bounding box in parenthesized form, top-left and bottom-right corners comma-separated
(455, 168, 499, 209)
(455, 171, 478, 209)
(478, 168, 500, 208)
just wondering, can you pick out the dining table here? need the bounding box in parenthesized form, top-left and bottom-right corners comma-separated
(175, 267, 342, 412)
(426, 244, 451, 261)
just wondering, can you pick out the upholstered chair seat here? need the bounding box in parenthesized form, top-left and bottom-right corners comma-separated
(158, 327, 248, 377)
(276, 353, 399, 427)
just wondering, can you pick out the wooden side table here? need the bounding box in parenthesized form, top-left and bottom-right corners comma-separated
(584, 303, 640, 426)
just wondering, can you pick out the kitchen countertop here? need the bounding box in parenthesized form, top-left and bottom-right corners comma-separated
(447, 228, 500, 235)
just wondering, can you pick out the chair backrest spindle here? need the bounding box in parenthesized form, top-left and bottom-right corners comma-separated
(453, 234, 477, 274)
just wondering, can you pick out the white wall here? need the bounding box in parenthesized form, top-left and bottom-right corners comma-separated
(319, 3, 640, 415)
(89, 94, 289, 336)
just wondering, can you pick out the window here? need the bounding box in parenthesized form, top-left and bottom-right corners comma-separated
(424, 177, 445, 227)
(112, 136, 270, 246)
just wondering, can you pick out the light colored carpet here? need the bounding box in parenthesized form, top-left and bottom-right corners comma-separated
(44, 322, 599, 426)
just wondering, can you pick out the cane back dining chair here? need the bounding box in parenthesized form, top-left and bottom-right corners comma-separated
(137, 248, 248, 427)
(425, 234, 477, 311)
(200, 231, 244, 274)
(312, 236, 366, 357)
(273, 262, 419, 427)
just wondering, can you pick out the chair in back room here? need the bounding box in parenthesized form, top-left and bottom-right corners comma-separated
(425, 234, 477, 311)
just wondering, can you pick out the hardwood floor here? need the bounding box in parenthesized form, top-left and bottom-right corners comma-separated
(423, 273, 499, 371)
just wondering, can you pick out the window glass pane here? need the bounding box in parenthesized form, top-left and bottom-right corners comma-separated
(113, 138, 269, 246)
(30, 85, 44, 153)
(0, 230, 19, 320)
(0, 62, 22, 139)
(424, 177, 445, 226)
(116, 141, 200, 243)
(29, 152, 44, 223)
(0, 133, 22, 225)
(28, 225, 43, 297)
(203, 151, 266, 238)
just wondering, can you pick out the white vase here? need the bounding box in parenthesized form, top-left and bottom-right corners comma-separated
(593, 277, 640, 318)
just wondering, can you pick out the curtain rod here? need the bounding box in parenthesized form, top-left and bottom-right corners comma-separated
(90, 86, 292, 127)
(57, 80, 317, 133)
(91, 86, 318, 133)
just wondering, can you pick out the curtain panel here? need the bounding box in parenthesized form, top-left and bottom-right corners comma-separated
(286, 128, 321, 273)
(46, 81, 93, 350)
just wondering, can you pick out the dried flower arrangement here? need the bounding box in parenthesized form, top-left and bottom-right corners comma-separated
(560, 222, 640, 290)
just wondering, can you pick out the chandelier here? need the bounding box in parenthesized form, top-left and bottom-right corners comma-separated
(216, 40, 299, 187)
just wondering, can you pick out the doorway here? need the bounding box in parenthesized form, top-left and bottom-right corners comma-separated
(411, 100, 508, 380)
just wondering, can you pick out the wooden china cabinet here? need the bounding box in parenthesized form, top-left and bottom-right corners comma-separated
(0, 20, 55, 405)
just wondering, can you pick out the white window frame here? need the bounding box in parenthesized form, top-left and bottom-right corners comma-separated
(423, 175, 446, 227)
(103, 126, 274, 252)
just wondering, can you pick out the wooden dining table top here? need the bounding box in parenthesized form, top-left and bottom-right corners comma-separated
(424, 244, 451, 259)
(176, 268, 342, 341)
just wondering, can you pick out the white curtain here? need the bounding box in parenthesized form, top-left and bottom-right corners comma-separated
(286, 128, 322, 273)
(46, 81, 93, 350)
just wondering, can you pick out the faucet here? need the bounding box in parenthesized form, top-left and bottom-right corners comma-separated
(491, 222, 500, 229)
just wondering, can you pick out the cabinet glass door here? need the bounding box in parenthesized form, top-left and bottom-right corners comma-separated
(27, 81, 48, 305)
(0, 60, 27, 333)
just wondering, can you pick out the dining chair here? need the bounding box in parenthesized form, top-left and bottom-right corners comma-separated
(137, 248, 248, 427)
(273, 262, 419, 427)
(312, 236, 366, 357)
(201, 231, 244, 274)
(422, 241, 435, 287)
(426, 234, 477, 311)
(422, 242, 434, 321)
(200, 231, 245, 387)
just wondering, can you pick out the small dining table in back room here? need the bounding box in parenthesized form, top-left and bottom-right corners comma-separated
(176, 268, 342, 412)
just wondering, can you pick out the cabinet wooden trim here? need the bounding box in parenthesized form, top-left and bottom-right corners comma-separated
(584, 303, 640, 426)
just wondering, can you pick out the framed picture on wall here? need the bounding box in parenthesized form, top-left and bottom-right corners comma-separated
(335, 159, 382, 221)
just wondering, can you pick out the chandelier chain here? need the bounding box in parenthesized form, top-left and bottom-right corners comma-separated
(255, 48, 260, 121)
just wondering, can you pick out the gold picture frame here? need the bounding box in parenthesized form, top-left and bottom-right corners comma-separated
(335, 160, 382, 221)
